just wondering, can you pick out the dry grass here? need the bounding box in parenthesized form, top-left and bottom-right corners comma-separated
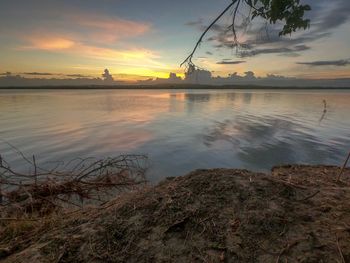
(1, 165, 349, 262)
(0, 152, 148, 261)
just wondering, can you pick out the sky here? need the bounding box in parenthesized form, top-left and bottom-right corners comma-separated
(0, 0, 350, 82)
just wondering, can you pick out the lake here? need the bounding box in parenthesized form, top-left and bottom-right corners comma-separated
(0, 89, 349, 182)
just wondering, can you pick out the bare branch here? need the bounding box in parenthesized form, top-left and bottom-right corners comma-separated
(181, 0, 238, 68)
(181, 0, 311, 70)
(0, 152, 148, 217)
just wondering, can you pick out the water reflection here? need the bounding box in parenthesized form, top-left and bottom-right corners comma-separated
(202, 115, 347, 169)
(0, 89, 349, 182)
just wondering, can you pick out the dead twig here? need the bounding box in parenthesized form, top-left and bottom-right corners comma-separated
(319, 99, 328, 123)
(0, 149, 148, 217)
(337, 151, 350, 182)
(336, 234, 345, 263)
(276, 239, 302, 263)
(294, 190, 320, 202)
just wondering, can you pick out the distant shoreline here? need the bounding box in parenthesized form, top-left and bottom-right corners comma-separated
(1, 84, 350, 90)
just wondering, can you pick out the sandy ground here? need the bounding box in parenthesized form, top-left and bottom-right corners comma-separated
(1, 165, 349, 262)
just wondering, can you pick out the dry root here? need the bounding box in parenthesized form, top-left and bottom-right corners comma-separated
(0, 153, 148, 217)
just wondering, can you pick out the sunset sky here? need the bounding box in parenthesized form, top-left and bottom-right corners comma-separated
(0, 0, 349, 81)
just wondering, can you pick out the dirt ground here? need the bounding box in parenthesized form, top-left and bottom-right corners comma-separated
(1, 165, 350, 262)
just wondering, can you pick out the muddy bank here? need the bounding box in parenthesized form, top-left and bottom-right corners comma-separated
(1, 165, 350, 262)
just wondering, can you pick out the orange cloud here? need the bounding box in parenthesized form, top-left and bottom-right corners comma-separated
(72, 14, 151, 42)
(19, 33, 157, 58)
(16, 9, 157, 66)
(21, 36, 75, 50)
(17, 34, 169, 74)
(19, 11, 152, 49)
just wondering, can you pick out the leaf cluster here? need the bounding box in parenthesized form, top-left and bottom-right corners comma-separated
(246, 0, 311, 35)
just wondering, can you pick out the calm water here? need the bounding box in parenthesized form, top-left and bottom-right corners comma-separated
(0, 89, 349, 182)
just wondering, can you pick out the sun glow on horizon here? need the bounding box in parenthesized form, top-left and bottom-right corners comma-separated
(0, 0, 349, 83)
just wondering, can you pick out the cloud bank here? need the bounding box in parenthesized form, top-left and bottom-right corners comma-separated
(1, 68, 349, 88)
(216, 60, 246, 65)
(296, 59, 350, 67)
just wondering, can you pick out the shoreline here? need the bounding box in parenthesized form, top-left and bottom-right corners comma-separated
(1, 85, 350, 90)
(1, 164, 349, 262)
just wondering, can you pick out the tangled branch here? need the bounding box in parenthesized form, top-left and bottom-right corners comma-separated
(0, 152, 148, 217)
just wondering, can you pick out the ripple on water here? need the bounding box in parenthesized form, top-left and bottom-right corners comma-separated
(0, 89, 349, 182)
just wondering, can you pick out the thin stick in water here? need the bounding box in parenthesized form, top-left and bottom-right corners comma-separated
(337, 151, 350, 182)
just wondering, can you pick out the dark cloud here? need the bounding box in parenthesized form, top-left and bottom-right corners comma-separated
(23, 72, 55, 76)
(239, 45, 310, 58)
(102, 68, 113, 82)
(0, 72, 11, 76)
(206, 51, 213, 55)
(209, 24, 228, 33)
(66, 74, 91, 78)
(185, 19, 204, 27)
(186, 19, 229, 33)
(314, 0, 350, 32)
(279, 53, 301, 57)
(296, 59, 350, 67)
(217, 60, 246, 65)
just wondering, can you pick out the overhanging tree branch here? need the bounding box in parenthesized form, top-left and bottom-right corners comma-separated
(181, 0, 311, 71)
(181, 0, 239, 68)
